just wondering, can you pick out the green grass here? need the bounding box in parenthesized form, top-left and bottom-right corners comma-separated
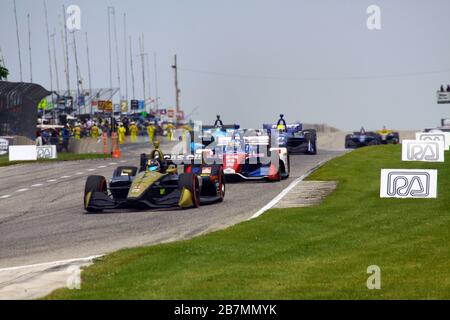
(0, 153, 111, 167)
(45, 145, 450, 299)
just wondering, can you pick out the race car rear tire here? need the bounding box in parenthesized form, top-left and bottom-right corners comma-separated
(392, 132, 400, 144)
(345, 135, 352, 149)
(304, 130, 317, 155)
(84, 175, 107, 213)
(281, 154, 290, 179)
(113, 166, 138, 177)
(218, 171, 225, 202)
(267, 152, 282, 182)
(178, 173, 200, 208)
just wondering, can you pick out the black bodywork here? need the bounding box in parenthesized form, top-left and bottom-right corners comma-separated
(84, 151, 225, 212)
(345, 131, 380, 149)
(378, 132, 400, 144)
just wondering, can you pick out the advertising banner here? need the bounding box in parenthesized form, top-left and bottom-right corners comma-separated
(131, 100, 139, 110)
(120, 100, 128, 113)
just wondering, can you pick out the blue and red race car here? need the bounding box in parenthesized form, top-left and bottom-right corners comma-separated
(199, 126, 290, 182)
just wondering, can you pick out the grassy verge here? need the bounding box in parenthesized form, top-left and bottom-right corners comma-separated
(46, 145, 450, 299)
(0, 153, 111, 167)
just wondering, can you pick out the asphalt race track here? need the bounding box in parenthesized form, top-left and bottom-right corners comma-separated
(0, 143, 344, 268)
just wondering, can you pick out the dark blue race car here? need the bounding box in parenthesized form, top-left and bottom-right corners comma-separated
(345, 128, 381, 149)
(263, 114, 317, 154)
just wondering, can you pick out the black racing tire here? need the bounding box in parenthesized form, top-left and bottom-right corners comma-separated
(178, 173, 200, 208)
(304, 130, 317, 155)
(309, 140, 318, 155)
(392, 132, 400, 144)
(84, 175, 107, 213)
(268, 153, 281, 182)
(218, 170, 225, 202)
(283, 153, 290, 179)
(345, 135, 351, 149)
(113, 166, 138, 177)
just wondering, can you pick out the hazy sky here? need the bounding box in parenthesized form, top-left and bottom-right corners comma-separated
(1, 0, 450, 130)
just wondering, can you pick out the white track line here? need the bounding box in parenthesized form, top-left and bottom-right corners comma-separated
(47, 179, 57, 182)
(60, 176, 71, 179)
(75, 172, 84, 175)
(16, 188, 29, 193)
(87, 169, 95, 172)
(0, 195, 11, 199)
(249, 160, 328, 220)
(31, 184, 44, 187)
(0, 255, 103, 272)
(98, 165, 106, 168)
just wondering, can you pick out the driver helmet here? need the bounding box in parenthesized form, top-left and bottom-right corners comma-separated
(147, 159, 161, 172)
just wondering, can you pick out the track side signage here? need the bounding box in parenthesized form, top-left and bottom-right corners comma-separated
(416, 132, 450, 150)
(380, 169, 437, 198)
(402, 140, 444, 162)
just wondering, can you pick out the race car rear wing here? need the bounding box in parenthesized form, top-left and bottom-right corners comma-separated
(263, 123, 303, 133)
(244, 136, 270, 145)
(215, 135, 270, 146)
(201, 124, 240, 131)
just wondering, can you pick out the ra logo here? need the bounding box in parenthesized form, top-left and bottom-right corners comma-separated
(406, 141, 441, 161)
(386, 171, 430, 197)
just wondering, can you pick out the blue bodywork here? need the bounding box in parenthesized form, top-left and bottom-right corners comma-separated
(262, 122, 316, 154)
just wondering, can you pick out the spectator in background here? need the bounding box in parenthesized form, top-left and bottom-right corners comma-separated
(146, 121, 156, 142)
(118, 123, 126, 144)
(36, 131, 43, 146)
(73, 123, 81, 140)
(129, 122, 139, 143)
(61, 125, 71, 152)
(440, 85, 445, 92)
(446, 85, 450, 92)
(41, 129, 49, 145)
(166, 121, 175, 141)
(49, 129, 59, 145)
(90, 122, 100, 139)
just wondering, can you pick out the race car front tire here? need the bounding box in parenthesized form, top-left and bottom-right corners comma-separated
(178, 173, 200, 208)
(84, 175, 107, 213)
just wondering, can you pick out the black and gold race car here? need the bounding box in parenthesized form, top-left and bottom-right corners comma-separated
(83, 142, 225, 213)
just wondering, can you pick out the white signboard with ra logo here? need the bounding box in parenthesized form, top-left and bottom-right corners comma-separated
(380, 169, 437, 199)
(416, 132, 450, 150)
(402, 140, 444, 162)
(0, 138, 9, 155)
